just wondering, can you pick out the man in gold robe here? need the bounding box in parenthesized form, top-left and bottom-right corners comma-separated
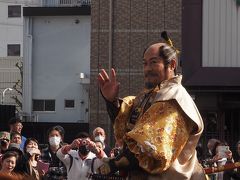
(97, 39, 206, 179)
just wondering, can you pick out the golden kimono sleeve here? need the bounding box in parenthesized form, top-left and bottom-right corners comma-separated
(124, 100, 193, 174)
(113, 96, 135, 144)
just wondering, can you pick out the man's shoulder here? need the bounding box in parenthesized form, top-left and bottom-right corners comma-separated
(155, 82, 189, 101)
(69, 149, 79, 157)
(86, 152, 97, 159)
(22, 135, 27, 141)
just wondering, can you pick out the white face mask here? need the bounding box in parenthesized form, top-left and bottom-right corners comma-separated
(94, 135, 105, 143)
(26, 147, 34, 153)
(49, 136, 61, 147)
(26, 147, 40, 156)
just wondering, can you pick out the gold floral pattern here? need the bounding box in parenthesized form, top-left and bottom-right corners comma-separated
(123, 100, 193, 174)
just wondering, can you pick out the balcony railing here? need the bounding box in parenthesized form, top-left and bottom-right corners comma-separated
(41, 0, 91, 7)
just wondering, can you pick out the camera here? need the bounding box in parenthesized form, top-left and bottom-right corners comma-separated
(0, 138, 9, 147)
(113, 148, 121, 157)
(81, 140, 87, 146)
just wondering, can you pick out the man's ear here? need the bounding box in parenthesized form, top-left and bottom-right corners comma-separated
(169, 59, 176, 71)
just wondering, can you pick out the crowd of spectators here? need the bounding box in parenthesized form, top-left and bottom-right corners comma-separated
(0, 117, 121, 180)
(1, 117, 240, 180)
(197, 138, 240, 180)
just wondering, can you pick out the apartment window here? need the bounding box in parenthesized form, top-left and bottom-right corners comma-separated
(7, 44, 20, 56)
(8, 5, 21, 17)
(33, 99, 55, 111)
(65, 99, 75, 108)
(236, 0, 240, 6)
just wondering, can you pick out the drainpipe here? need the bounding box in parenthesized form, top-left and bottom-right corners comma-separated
(108, 0, 114, 145)
(23, 17, 33, 119)
(108, 0, 113, 72)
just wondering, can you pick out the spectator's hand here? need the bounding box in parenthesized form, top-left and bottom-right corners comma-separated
(0, 138, 9, 150)
(70, 138, 82, 149)
(39, 169, 45, 177)
(212, 154, 221, 162)
(98, 68, 120, 102)
(86, 140, 101, 155)
(226, 150, 233, 160)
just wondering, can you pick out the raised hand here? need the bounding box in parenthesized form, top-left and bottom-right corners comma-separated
(70, 138, 82, 149)
(98, 68, 119, 102)
(85, 140, 99, 154)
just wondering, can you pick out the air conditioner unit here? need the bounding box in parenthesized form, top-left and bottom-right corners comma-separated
(21, 114, 38, 122)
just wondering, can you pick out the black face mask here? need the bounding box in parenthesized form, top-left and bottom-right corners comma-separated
(78, 145, 90, 156)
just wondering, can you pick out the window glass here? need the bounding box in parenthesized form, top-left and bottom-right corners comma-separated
(33, 99, 55, 111)
(8, 5, 21, 17)
(7, 44, 20, 56)
(33, 100, 44, 111)
(65, 100, 75, 108)
(45, 100, 55, 111)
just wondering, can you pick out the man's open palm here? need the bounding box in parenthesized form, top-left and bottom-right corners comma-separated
(98, 68, 119, 102)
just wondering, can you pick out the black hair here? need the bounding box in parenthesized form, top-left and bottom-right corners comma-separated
(10, 132, 22, 140)
(47, 125, 65, 139)
(158, 45, 178, 75)
(143, 43, 178, 75)
(75, 132, 90, 139)
(8, 117, 22, 126)
(2, 151, 17, 162)
(23, 138, 39, 154)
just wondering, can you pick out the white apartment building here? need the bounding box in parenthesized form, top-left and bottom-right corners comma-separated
(22, 0, 91, 123)
(0, 0, 39, 57)
(0, 0, 39, 109)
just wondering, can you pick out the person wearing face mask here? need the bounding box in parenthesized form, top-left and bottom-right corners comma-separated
(57, 132, 106, 180)
(92, 127, 111, 157)
(40, 125, 67, 180)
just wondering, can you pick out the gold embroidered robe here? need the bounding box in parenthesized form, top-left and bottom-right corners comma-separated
(113, 75, 205, 180)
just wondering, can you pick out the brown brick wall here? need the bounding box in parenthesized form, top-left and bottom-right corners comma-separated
(90, 0, 182, 145)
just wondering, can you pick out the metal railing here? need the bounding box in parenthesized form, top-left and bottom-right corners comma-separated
(41, 0, 91, 7)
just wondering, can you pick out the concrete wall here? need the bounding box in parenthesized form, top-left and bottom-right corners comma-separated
(0, 2, 23, 57)
(26, 15, 90, 122)
(202, 0, 240, 67)
(0, 0, 39, 57)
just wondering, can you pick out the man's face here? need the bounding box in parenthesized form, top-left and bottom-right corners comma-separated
(78, 137, 90, 157)
(11, 122, 23, 134)
(143, 44, 171, 89)
(94, 129, 105, 138)
(11, 134, 22, 144)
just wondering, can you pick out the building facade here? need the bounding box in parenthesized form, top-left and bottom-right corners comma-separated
(90, 0, 240, 152)
(23, 1, 91, 123)
(0, 0, 39, 57)
(90, 0, 182, 142)
(182, 0, 240, 156)
(0, 0, 39, 110)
